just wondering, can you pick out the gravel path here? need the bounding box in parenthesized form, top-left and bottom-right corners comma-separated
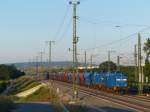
(16, 83, 46, 98)
(13, 102, 54, 112)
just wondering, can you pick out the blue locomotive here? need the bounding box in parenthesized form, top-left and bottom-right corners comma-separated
(82, 72, 128, 93)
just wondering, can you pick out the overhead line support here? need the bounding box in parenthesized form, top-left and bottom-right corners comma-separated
(69, 0, 80, 101)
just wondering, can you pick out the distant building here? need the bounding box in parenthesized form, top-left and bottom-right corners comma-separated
(78, 66, 99, 70)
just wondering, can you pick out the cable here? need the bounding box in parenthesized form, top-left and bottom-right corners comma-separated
(83, 26, 150, 51)
(55, 17, 72, 45)
(80, 17, 149, 28)
(53, 5, 70, 41)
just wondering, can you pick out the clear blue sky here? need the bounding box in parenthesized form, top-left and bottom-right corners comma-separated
(0, 0, 150, 64)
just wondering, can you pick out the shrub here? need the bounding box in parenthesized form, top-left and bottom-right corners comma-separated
(0, 96, 16, 112)
(0, 81, 7, 93)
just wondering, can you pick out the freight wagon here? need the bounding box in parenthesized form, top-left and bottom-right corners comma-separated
(47, 71, 128, 94)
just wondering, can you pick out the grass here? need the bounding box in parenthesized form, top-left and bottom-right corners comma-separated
(0, 95, 16, 112)
(18, 86, 65, 112)
(19, 86, 58, 102)
(20, 81, 40, 92)
(8, 76, 40, 95)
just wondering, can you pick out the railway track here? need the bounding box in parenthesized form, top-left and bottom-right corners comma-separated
(136, 95, 150, 100)
(123, 95, 150, 103)
(81, 88, 150, 112)
(54, 80, 150, 112)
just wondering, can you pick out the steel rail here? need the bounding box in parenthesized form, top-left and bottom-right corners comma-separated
(54, 80, 150, 112)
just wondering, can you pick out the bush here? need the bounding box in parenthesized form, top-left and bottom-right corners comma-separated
(0, 96, 16, 112)
(0, 81, 7, 93)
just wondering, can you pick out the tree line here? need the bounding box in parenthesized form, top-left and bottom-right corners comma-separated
(0, 64, 25, 80)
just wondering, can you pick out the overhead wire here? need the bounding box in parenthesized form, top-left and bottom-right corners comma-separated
(83, 26, 150, 51)
(77, 17, 150, 52)
(79, 17, 150, 32)
(55, 17, 72, 45)
(76, 25, 150, 65)
(52, 4, 70, 41)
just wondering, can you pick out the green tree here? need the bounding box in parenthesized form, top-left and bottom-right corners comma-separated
(143, 38, 150, 82)
(144, 38, 150, 60)
(99, 61, 116, 72)
(0, 65, 24, 80)
(120, 66, 135, 86)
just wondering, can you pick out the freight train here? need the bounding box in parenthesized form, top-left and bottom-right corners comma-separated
(47, 71, 128, 94)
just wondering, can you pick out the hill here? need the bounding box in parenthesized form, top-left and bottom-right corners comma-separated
(9, 61, 73, 69)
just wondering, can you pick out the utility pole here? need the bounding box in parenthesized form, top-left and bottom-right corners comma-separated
(39, 51, 44, 69)
(69, 0, 80, 101)
(108, 51, 111, 72)
(117, 56, 121, 72)
(134, 45, 138, 82)
(90, 55, 93, 68)
(45, 41, 55, 102)
(108, 50, 115, 72)
(84, 50, 87, 67)
(35, 56, 39, 77)
(138, 33, 143, 94)
(46, 41, 55, 69)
